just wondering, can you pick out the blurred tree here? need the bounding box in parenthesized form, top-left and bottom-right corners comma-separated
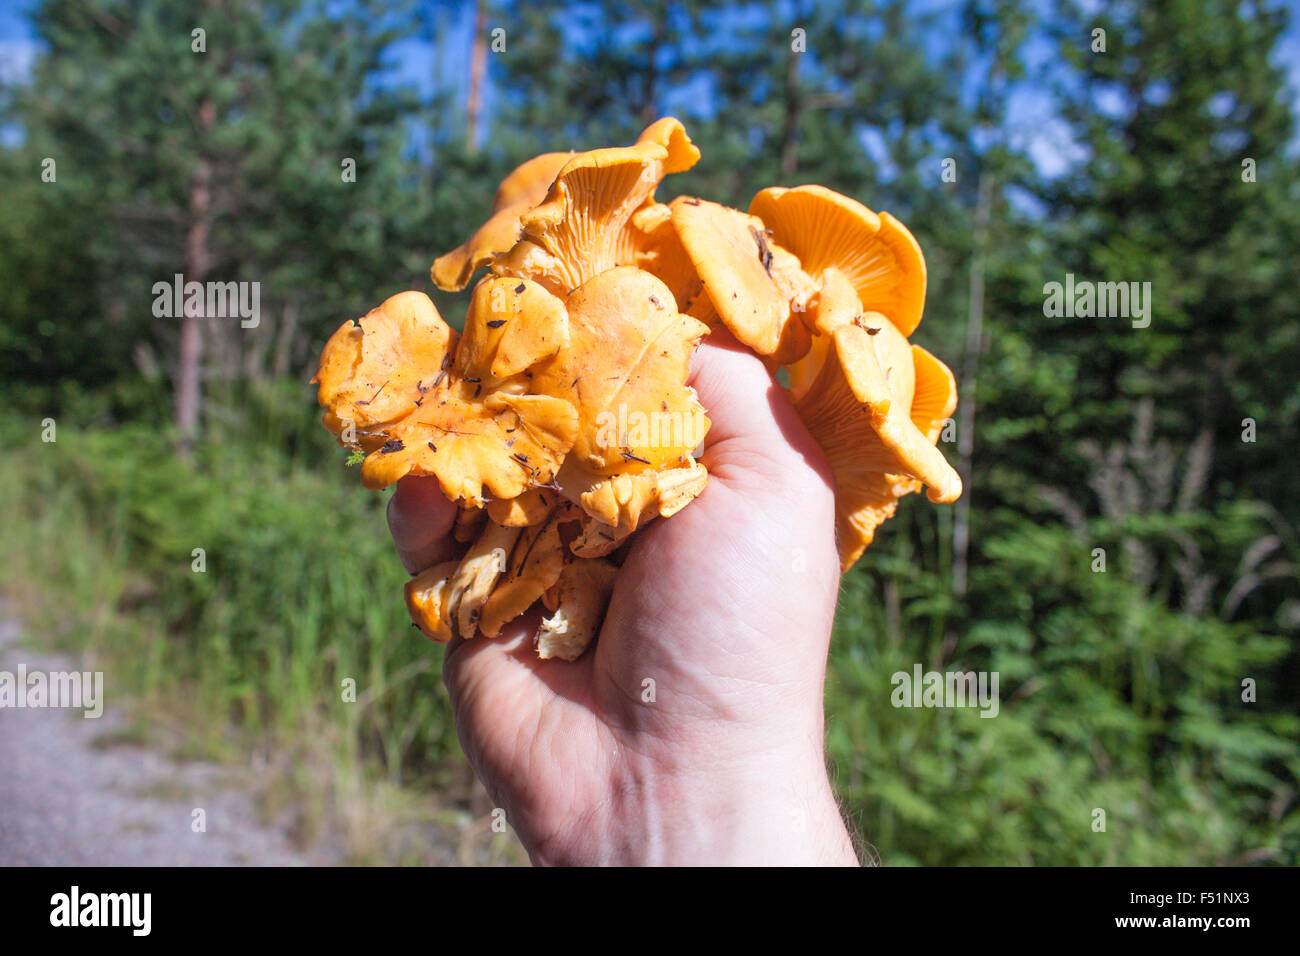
(497, 1, 971, 208)
(6, 0, 425, 441)
(1046, 0, 1299, 512)
(0, 144, 120, 400)
(915, 0, 1300, 863)
(1037, 0, 1300, 699)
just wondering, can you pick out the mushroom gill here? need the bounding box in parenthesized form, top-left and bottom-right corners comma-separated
(750, 184, 927, 337)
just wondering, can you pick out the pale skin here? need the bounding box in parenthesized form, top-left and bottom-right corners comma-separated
(387, 331, 859, 865)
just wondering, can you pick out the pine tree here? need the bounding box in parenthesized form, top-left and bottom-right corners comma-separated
(12, 0, 424, 441)
(1047, 0, 1298, 506)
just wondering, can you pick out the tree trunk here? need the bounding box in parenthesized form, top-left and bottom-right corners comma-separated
(780, 40, 801, 176)
(466, 0, 487, 154)
(952, 172, 992, 597)
(176, 98, 216, 452)
(271, 300, 300, 381)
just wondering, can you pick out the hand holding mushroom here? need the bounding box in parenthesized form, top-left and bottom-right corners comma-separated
(314, 118, 961, 662)
(384, 329, 860, 864)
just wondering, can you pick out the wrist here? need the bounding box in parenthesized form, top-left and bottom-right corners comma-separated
(647, 752, 858, 865)
(531, 744, 858, 866)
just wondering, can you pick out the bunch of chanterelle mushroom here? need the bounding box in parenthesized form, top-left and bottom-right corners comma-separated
(313, 118, 961, 661)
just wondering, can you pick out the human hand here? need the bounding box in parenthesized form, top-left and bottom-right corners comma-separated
(387, 330, 858, 866)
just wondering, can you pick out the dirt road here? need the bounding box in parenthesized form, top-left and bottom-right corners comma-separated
(0, 615, 333, 866)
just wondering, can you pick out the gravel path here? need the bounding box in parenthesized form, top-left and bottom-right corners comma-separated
(0, 615, 334, 866)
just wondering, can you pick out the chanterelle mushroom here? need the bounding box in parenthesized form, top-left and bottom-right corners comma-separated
(791, 293, 961, 569)
(405, 560, 461, 644)
(447, 520, 521, 639)
(490, 142, 672, 298)
(634, 116, 701, 176)
(434, 119, 702, 297)
(529, 266, 712, 534)
(314, 291, 456, 448)
(537, 559, 619, 661)
(626, 201, 704, 312)
(486, 119, 699, 298)
(479, 501, 583, 638)
(487, 487, 557, 528)
(314, 280, 579, 505)
(533, 267, 709, 475)
(670, 196, 814, 366)
(750, 184, 927, 337)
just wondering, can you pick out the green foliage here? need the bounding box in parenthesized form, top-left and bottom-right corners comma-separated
(1046, 0, 1300, 494)
(829, 500, 1298, 865)
(6, 0, 432, 412)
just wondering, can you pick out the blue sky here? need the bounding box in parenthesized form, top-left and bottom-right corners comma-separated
(3, 0, 1297, 173)
(0, 0, 39, 85)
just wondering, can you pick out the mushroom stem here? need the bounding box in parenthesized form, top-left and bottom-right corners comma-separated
(448, 522, 522, 639)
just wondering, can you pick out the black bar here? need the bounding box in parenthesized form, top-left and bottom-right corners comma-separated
(1, 865, 1293, 941)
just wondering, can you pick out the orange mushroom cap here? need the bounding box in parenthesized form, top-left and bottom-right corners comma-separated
(454, 272, 570, 386)
(669, 197, 814, 365)
(557, 456, 709, 540)
(785, 265, 859, 402)
(316, 284, 579, 505)
(488, 118, 700, 298)
(531, 266, 710, 478)
(626, 202, 705, 310)
(909, 343, 959, 443)
(790, 290, 960, 569)
(313, 291, 456, 438)
(634, 116, 701, 175)
(750, 185, 927, 338)
(358, 386, 578, 504)
(494, 141, 670, 296)
(486, 487, 558, 527)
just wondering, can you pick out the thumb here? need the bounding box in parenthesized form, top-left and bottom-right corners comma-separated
(689, 329, 835, 497)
